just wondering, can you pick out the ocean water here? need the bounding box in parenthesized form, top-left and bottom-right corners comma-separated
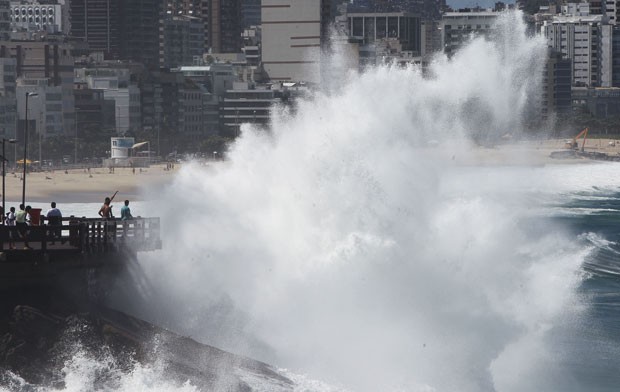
(4, 170, 620, 392)
(3, 10, 620, 392)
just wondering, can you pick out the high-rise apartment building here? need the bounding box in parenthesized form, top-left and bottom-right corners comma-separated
(208, 0, 242, 53)
(16, 79, 65, 138)
(580, 0, 618, 24)
(70, 0, 121, 58)
(2, 41, 75, 137)
(221, 83, 276, 135)
(178, 79, 204, 141)
(118, 0, 160, 70)
(70, 0, 160, 69)
(345, 0, 442, 19)
(74, 83, 116, 139)
(543, 15, 613, 88)
(589, 0, 603, 15)
(613, 25, 620, 87)
(161, 15, 205, 68)
(347, 11, 421, 53)
(164, 0, 204, 16)
(10, 2, 63, 33)
(242, 0, 261, 28)
(0, 0, 10, 40)
(163, 0, 242, 54)
(0, 57, 17, 141)
(74, 66, 142, 135)
(162, 0, 208, 53)
(0, 56, 15, 95)
(261, 0, 332, 83)
(541, 49, 572, 120)
(440, 11, 499, 57)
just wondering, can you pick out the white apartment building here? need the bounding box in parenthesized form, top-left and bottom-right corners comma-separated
(86, 77, 140, 135)
(76, 68, 141, 135)
(440, 11, 499, 56)
(561, 3, 590, 17)
(261, 0, 329, 84)
(560, 2, 618, 25)
(542, 15, 613, 87)
(9, 1, 62, 33)
(221, 82, 277, 135)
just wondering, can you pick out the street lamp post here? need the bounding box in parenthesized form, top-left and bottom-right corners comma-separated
(1, 138, 16, 222)
(235, 109, 239, 137)
(38, 112, 42, 170)
(74, 114, 78, 165)
(156, 127, 160, 158)
(23, 92, 38, 206)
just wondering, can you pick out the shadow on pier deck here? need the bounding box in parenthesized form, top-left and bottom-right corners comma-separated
(0, 217, 161, 289)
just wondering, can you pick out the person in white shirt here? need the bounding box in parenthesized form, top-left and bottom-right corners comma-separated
(16, 205, 30, 249)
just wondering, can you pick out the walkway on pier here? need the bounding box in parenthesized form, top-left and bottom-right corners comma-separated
(0, 217, 161, 264)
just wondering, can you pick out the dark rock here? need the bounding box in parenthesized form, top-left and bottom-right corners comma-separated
(550, 150, 578, 159)
(0, 305, 293, 391)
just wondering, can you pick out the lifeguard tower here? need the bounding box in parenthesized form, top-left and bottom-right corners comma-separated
(107, 137, 134, 167)
(105, 137, 151, 167)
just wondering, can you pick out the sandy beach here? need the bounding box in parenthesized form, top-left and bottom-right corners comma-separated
(3, 137, 619, 205)
(3, 163, 179, 204)
(431, 137, 620, 166)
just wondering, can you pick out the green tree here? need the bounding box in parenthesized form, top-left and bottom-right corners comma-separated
(199, 135, 233, 156)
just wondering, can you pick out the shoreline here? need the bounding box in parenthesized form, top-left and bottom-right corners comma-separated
(441, 138, 620, 166)
(3, 138, 619, 205)
(3, 163, 179, 204)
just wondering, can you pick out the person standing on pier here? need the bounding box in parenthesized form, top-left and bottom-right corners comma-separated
(6, 206, 16, 249)
(16, 204, 31, 249)
(120, 200, 133, 221)
(98, 191, 118, 219)
(26, 206, 32, 226)
(46, 202, 62, 244)
(98, 198, 113, 219)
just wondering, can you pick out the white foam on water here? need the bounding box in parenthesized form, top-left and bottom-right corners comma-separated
(0, 350, 200, 392)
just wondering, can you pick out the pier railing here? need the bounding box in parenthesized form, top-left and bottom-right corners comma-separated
(0, 217, 161, 255)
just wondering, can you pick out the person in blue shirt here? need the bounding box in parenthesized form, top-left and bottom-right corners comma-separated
(120, 200, 133, 220)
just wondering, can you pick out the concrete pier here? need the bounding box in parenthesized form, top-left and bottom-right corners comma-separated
(0, 217, 161, 290)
